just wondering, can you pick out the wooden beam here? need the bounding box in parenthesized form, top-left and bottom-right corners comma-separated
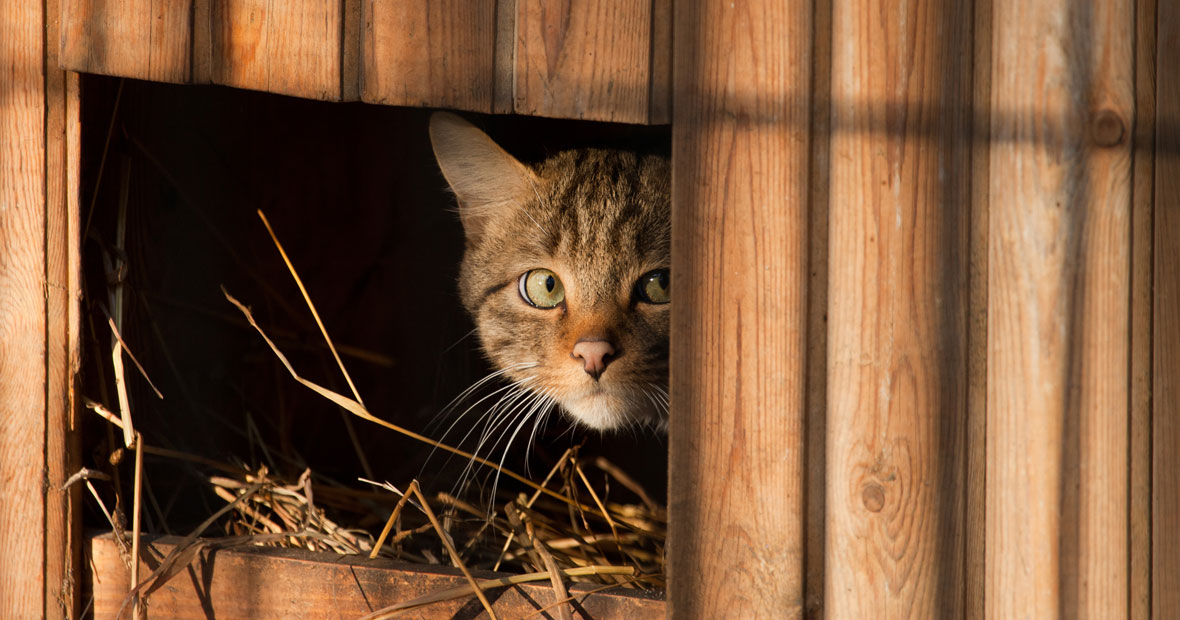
(205, 0, 345, 101)
(360, 0, 496, 112)
(1154, 0, 1179, 615)
(1130, 0, 1157, 617)
(804, 0, 832, 614)
(2, 0, 81, 617)
(668, 0, 812, 617)
(825, 0, 972, 616)
(986, 0, 1134, 616)
(966, 0, 993, 618)
(46, 2, 84, 619)
(514, 0, 654, 123)
(87, 534, 664, 619)
(60, 0, 192, 83)
(0, 1, 49, 613)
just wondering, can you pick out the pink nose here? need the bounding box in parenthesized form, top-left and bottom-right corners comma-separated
(571, 340, 616, 379)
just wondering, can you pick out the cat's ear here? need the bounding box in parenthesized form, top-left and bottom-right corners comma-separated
(429, 112, 538, 241)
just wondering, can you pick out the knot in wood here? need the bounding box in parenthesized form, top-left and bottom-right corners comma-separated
(1091, 110, 1125, 147)
(861, 483, 886, 513)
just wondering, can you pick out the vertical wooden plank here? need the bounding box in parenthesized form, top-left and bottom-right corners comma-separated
(45, 2, 82, 618)
(825, 0, 971, 616)
(1154, 0, 1179, 616)
(361, 0, 495, 112)
(341, 0, 361, 101)
(987, 0, 1134, 617)
(669, 0, 812, 617)
(648, 0, 672, 124)
(492, 0, 514, 113)
(59, 0, 191, 82)
(515, 0, 652, 123)
(804, 0, 831, 615)
(967, 0, 992, 618)
(192, 0, 213, 82)
(0, 0, 48, 617)
(210, 0, 342, 100)
(1130, 0, 1157, 618)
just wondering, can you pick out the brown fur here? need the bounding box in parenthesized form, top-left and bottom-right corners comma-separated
(430, 113, 670, 431)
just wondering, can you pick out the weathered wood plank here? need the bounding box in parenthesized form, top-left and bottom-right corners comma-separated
(0, 0, 49, 617)
(209, 0, 343, 100)
(967, 0, 992, 617)
(648, 0, 672, 124)
(492, 0, 514, 113)
(60, 0, 191, 83)
(987, 0, 1134, 616)
(361, 0, 495, 112)
(669, 0, 812, 617)
(1130, 0, 1157, 617)
(87, 534, 664, 620)
(825, 0, 972, 616)
(804, 0, 832, 615)
(514, 0, 653, 123)
(46, 3, 83, 618)
(1154, 0, 1179, 615)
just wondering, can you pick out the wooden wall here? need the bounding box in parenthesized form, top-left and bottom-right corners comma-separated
(1, 0, 1172, 618)
(1, 0, 81, 619)
(670, 0, 1168, 618)
(59, 0, 671, 124)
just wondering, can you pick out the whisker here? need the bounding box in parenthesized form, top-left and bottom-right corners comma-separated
(425, 362, 535, 435)
(488, 388, 554, 507)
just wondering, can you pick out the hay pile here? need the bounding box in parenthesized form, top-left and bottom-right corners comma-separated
(76, 205, 665, 618)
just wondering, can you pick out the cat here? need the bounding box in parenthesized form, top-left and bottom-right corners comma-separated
(429, 112, 671, 434)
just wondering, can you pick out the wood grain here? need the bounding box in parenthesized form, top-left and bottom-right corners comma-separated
(492, 0, 514, 113)
(60, 0, 191, 83)
(0, 0, 49, 616)
(514, 0, 653, 123)
(986, 0, 1134, 616)
(1131, 0, 1157, 617)
(669, 0, 812, 617)
(209, 0, 343, 100)
(361, 0, 495, 112)
(648, 0, 672, 124)
(967, 1, 992, 619)
(805, 0, 832, 615)
(45, 3, 83, 618)
(1154, 0, 1179, 615)
(825, 0, 971, 616)
(87, 534, 664, 619)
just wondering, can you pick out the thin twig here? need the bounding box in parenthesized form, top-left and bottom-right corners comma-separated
(130, 433, 143, 618)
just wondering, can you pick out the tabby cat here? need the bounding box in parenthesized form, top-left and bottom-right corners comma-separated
(429, 112, 671, 433)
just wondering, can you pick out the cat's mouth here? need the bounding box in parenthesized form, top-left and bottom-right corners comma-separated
(555, 381, 667, 431)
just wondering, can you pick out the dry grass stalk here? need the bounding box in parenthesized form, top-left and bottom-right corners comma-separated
(81, 191, 666, 619)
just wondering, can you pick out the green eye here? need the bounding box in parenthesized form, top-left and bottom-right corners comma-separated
(637, 269, 670, 304)
(519, 269, 565, 308)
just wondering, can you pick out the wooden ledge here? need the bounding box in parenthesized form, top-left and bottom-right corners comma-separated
(86, 532, 664, 619)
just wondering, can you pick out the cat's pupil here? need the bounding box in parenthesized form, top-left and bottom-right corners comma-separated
(545, 275, 555, 292)
(657, 272, 669, 290)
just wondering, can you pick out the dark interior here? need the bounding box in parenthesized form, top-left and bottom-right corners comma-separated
(78, 75, 671, 536)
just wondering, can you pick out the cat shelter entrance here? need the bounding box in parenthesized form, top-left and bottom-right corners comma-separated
(71, 69, 672, 617)
(10, 1, 1173, 618)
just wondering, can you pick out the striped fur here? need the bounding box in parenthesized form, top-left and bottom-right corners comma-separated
(431, 113, 670, 431)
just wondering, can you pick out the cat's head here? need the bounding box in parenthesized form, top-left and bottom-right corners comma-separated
(429, 112, 670, 431)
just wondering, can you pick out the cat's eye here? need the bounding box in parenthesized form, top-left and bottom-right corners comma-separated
(636, 269, 670, 304)
(519, 269, 566, 308)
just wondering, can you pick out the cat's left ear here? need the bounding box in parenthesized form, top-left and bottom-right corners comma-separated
(429, 112, 538, 241)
